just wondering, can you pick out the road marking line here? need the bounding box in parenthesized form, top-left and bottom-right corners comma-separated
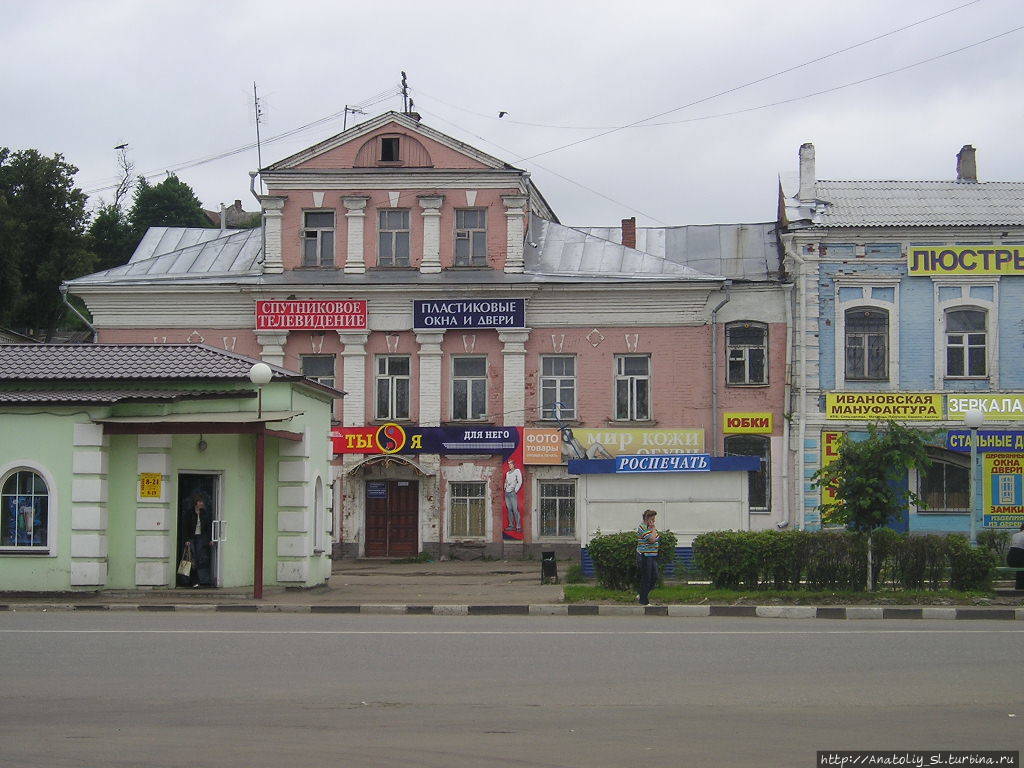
(0, 629, 1022, 636)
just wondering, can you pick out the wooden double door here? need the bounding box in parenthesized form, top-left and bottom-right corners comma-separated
(364, 480, 419, 557)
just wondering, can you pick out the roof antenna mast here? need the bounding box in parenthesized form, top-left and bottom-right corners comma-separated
(253, 82, 265, 192)
(401, 71, 409, 112)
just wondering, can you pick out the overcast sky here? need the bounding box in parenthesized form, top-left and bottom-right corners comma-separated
(4, 0, 1022, 227)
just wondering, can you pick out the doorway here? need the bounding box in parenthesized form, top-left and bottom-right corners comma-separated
(364, 480, 419, 557)
(176, 473, 223, 588)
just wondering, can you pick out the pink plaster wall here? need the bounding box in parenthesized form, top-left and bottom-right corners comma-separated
(271, 187, 519, 271)
(291, 122, 493, 170)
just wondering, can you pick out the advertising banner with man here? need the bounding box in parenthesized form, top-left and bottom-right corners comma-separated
(521, 427, 705, 464)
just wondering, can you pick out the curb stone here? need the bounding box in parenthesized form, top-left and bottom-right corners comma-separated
(0, 603, 1020, 619)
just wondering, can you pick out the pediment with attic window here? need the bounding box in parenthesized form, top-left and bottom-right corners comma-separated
(264, 112, 513, 173)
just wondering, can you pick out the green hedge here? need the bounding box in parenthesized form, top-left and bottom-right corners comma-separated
(692, 530, 996, 592)
(587, 529, 678, 591)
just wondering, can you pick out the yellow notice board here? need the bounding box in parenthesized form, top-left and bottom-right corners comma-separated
(908, 246, 1024, 276)
(820, 431, 843, 508)
(723, 412, 773, 434)
(983, 453, 1024, 529)
(825, 393, 942, 421)
(139, 473, 163, 499)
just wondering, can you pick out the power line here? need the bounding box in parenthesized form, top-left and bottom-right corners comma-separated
(415, 0, 985, 132)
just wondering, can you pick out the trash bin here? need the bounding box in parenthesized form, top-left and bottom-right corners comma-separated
(541, 551, 558, 584)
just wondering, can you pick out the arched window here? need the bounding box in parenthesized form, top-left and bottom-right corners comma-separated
(945, 308, 987, 377)
(724, 435, 770, 512)
(1, 469, 49, 549)
(845, 308, 888, 381)
(726, 322, 767, 385)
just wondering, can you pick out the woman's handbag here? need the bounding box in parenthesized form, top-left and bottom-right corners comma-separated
(177, 542, 194, 577)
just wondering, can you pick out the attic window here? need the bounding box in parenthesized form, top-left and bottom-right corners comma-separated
(380, 137, 400, 162)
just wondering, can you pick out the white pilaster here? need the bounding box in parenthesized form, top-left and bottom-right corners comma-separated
(260, 196, 286, 274)
(502, 194, 528, 274)
(134, 435, 173, 587)
(338, 331, 370, 427)
(71, 422, 109, 586)
(342, 195, 369, 274)
(418, 195, 444, 274)
(256, 331, 289, 366)
(499, 329, 531, 426)
(415, 331, 445, 426)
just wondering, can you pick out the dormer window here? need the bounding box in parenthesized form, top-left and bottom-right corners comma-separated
(380, 137, 400, 162)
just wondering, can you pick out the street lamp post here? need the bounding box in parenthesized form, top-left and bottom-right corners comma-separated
(963, 408, 985, 546)
(248, 362, 273, 599)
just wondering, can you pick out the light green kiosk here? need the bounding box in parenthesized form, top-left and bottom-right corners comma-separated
(0, 344, 341, 596)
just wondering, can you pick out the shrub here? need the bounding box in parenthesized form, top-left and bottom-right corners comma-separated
(977, 529, 1013, 562)
(564, 563, 586, 584)
(806, 531, 866, 591)
(947, 534, 997, 591)
(692, 531, 759, 589)
(587, 529, 677, 591)
(869, 527, 903, 588)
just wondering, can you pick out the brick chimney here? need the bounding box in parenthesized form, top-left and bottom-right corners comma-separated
(621, 217, 636, 249)
(956, 145, 977, 182)
(798, 142, 816, 201)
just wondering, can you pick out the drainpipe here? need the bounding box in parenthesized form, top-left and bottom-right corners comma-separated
(60, 285, 97, 342)
(779, 283, 794, 528)
(249, 171, 265, 267)
(788, 241, 809, 530)
(709, 280, 733, 455)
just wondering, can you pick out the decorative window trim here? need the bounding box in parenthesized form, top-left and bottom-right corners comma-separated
(833, 280, 899, 388)
(535, 478, 577, 539)
(0, 461, 58, 557)
(933, 281, 998, 387)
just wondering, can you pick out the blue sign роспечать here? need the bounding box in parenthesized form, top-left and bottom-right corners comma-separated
(945, 430, 1024, 453)
(413, 299, 525, 329)
(614, 454, 711, 473)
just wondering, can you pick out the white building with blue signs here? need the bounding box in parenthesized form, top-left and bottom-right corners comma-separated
(780, 143, 1024, 534)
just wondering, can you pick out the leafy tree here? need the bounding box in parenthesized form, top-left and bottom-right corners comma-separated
(88, 202, 135, 272)
(811, 421, 933, 589)
(129, 173, 211, 238)
(0, 148, 94, 337)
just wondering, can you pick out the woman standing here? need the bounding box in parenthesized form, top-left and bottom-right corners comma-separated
(182, 491, 213, 588)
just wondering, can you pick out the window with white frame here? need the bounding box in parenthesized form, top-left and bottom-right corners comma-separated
(454, 209, 487, 266)
(302, 211, 335, 267)
(376, 355, 411, 420)
(378, 209, 410, 267)
(300, 355, 335, 388)
(614, 355, 650, 421)
(726, 322, 767, 385)
(945, 308, 987, 377)
(1, 469, 49, 550)
(449, 481, 486, 537)
(918, 450, 969, 513)
(540, 356, 576, 420)
(845, 308, 888, 381)
(724, 435, 770, 512)
(539, 481, 575, 537)
(452, 356, 487, 421)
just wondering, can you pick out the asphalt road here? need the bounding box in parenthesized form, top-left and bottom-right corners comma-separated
(0, 613, 1021, 768)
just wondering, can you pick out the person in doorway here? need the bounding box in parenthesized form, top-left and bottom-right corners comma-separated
(1008, 523, 1024, 590)
(504, 458, 523, 531)
(636, 509, 660, 605)
(183, 491, 213, 588)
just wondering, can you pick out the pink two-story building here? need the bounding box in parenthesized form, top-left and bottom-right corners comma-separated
(69, 111, 789, 567)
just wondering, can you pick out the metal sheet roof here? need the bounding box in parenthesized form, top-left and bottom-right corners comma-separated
(0, 344, 295, 381)
(574, 222, 779, 281)
(526, 216, 722, 281)
(0, 388, 256, 405)
(785, 180, 1024, 228)
(68, 227, 263, 285)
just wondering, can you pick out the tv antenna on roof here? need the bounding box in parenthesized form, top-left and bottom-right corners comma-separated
(253, 82, 265, 192)
(343, 105, 366, 131)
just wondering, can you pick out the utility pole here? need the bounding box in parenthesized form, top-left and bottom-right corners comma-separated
(253, 82, 264, 192)
(401, 71, 409, 112)
(343, 105, 366, 131)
